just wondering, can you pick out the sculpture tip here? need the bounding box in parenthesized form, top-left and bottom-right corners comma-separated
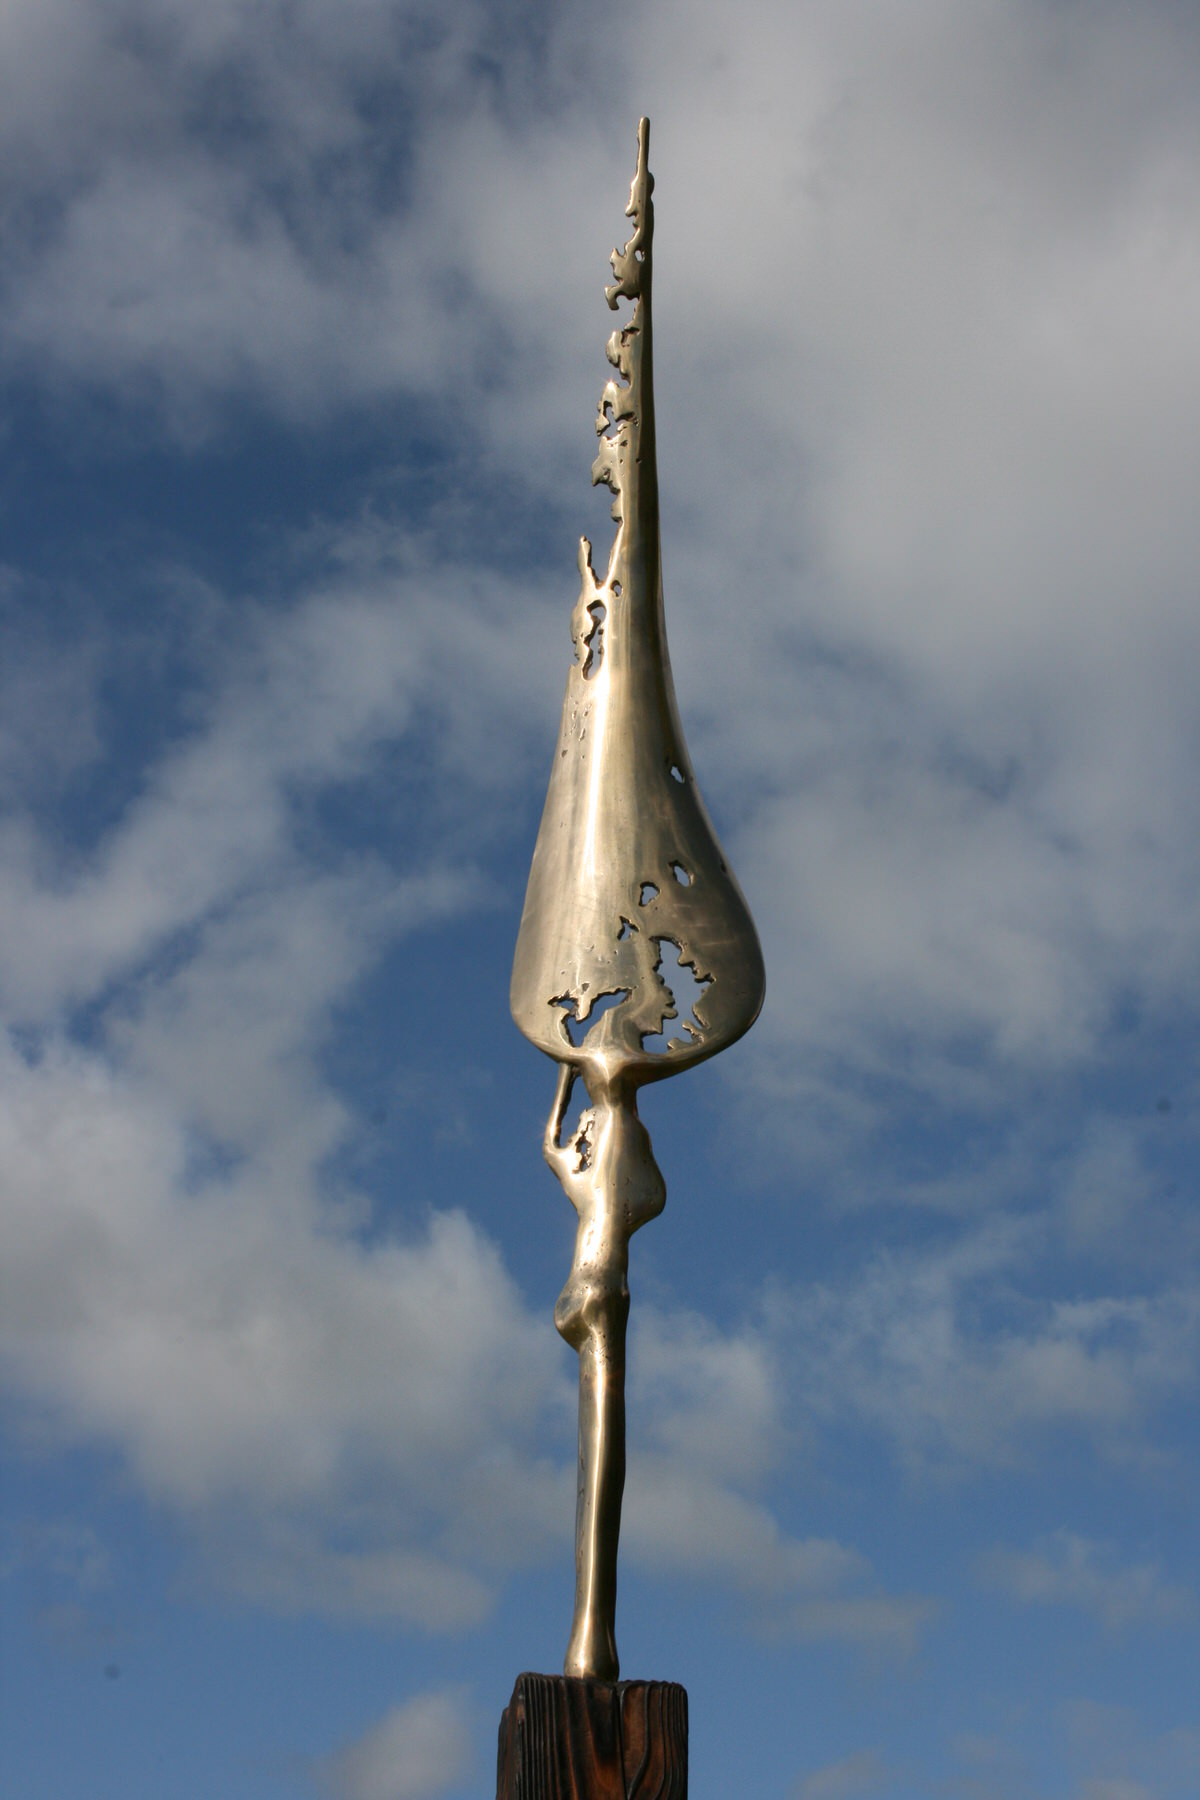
(606, 119, 654, 311)
(631, 117, 651, 213)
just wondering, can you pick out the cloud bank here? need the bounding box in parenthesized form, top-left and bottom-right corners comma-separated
(2, 4, 1198, 1753)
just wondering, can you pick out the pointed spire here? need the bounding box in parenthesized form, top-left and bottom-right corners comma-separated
(511, 117, 764, 1092)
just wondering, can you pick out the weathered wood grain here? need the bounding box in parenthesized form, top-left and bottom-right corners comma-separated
(618, 1680, 687, 1800)
(496, 1674, 687, 1800)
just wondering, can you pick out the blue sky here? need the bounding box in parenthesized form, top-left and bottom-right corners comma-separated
(2, 2, 1198, 1797)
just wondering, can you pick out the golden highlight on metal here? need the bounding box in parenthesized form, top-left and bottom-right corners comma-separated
(511, 117, 765, 1682)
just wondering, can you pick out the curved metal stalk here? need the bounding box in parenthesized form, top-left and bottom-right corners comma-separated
(545, 1062, 664, 1679)
(511, 118, 764, 1680)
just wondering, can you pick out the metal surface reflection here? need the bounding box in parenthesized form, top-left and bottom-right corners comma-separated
(511, 118, 764, 1682)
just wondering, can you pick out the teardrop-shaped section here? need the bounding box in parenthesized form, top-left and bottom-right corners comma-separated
(511, 119, 764, 1090)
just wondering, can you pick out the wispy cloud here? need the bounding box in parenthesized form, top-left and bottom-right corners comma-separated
(1061, 1700, 1200, 1800)
(0, 547, 560, 1018)
(7, 0, 1200, 1139)
(1, 1024, 566, 1623)
(316, 1687, 476, 1800)
(625, 1305, 933, 1649)
(0, 507, 933, 1646)
(773, 1216, 1200, 1472)
(982, 1532, 1194, 1631)
(0, 535, 569, 1626)
(796, 1747, 887, 1800)
(3, 11, 1199, 1773)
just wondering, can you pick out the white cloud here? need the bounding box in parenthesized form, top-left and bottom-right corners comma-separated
(950, 1729, 1030, 1794)
(630, 1305, 783, 1485)
(0, 504, 940, 1648)
(2, 1516, 123, 1656)
(7, 1520, 112, 1594)
(0, 1029, 568, 1623)
(0, 536, 571, 1625)
(796, 1748, 887, 1800)
(0, 547, 561, 1018)
(318, 1688, 475, 1800)
(982, 1532, 1194, 1632)
(0, 576, 103, 800)
(6, 0, 1200, 1128)
(622, 1305, 933, 1650)
(0, 1009, 928, 1640)
(1062, 1700, 1200, 1800)
(774, 1217, 1200, 1472)
(0, 0, 601, 428)
(632, 0, 1200, 1121)
(2, 0, 1199, 1706)
(1058, 1122, 1159, 1256)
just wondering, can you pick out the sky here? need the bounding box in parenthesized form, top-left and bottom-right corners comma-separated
(1, 1, 1198, 1797)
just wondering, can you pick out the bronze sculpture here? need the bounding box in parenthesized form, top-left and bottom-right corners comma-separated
(511, 117, 765, 1684)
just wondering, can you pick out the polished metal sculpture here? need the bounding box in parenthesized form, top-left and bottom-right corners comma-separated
(511, 118, 764, 1682)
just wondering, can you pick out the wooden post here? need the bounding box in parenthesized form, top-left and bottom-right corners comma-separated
(496, 1673, 687, 1800)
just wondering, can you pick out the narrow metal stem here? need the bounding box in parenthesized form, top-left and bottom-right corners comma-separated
(545, 1063, 664, 1680)
(565, 1292, 628, 1681)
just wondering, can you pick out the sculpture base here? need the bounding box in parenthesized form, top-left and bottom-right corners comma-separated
(496, 1673, 687, 1800)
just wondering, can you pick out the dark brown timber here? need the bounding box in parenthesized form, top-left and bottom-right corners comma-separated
(496, 1673, 687, 1800)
